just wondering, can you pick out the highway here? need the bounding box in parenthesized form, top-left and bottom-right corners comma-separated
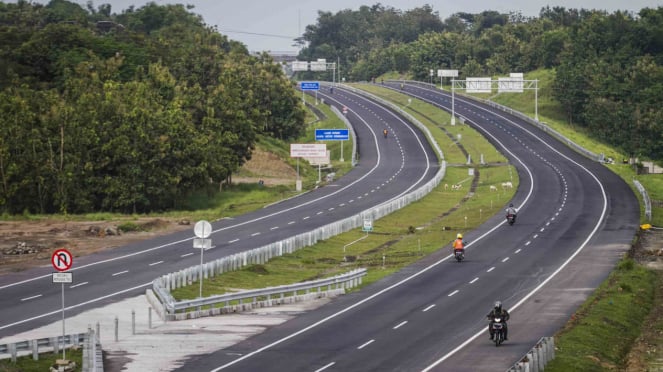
(0, 84, 439, 338)
(171, 83, 639, 371)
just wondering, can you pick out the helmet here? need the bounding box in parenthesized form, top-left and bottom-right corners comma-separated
(457, 233, 463, 239)
(509, 203, 513, 207)
(494, 301, 502, 311)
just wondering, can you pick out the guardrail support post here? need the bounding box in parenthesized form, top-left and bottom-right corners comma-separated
(31, 339, 38, 361)
(531, 349, 539, 372)
(51, 336, 59, 355)
(114, 316, 119, 342)
(149, 307, 152, 329)
(9, 343, 16, 363)
(132, 310, 136, 335)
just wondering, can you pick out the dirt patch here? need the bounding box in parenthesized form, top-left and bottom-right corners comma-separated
(0, 218, 192, 276)
(233, 148, 296, 186)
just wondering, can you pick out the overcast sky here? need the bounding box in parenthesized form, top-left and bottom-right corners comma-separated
(23, 0, 663, 52)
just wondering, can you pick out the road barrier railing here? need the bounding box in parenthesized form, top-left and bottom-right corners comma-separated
(153, 268, 366, 320)
(506, 336, 555, 372)
(0, 331, 99, 364)
(634, 180, 652, 221)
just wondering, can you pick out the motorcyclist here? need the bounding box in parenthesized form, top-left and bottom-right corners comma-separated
(487, 301, 510, 340)
(452, 233, 465, 255)
(383, 129, 388, 138)
(505, 203, 517, 222)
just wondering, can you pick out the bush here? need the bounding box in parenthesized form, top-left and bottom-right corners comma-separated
(118, 221, 142, 233)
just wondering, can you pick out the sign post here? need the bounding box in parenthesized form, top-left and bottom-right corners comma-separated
(52, 248, 73, 361)
(193, 220, 213, 300)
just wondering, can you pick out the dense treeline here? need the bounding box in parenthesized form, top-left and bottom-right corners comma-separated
(0, 0, 306, 214)
(299, 4, 663, 161)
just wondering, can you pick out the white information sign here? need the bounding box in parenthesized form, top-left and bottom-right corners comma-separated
(498, 77, 524, 93)
(466, 77, 492, 93)
(52, 272, 72, 283)
(290, 144, 327, 158)
(306, 150, 331, 166)
(310, 61, 327, 71)
(438, 69, 459, 77)
(193, 238, 212, 249)
(291, 61, 309, 71)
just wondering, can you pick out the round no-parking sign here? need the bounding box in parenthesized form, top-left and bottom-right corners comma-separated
(51, 248, 73, 272)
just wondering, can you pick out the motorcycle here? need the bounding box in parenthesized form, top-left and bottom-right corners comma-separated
(506, 213, 516, 226)
(491, 317, 506, 346)
(453, 249, 464, 262)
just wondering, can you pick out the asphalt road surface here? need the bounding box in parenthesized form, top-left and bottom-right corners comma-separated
(170, 83, 639, 372)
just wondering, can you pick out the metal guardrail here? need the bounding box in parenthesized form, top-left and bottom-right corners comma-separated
(159, 268, 366, 320)
(0, 330, 102, 371)
(634, 180, 652, 221)
(151, 87, 447, 318)
(0, 332, 86, 361)
(507, 336, 555, 372)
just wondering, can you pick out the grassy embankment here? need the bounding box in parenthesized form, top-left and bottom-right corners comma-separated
(171, 85, 517, 299)
(0, 349, 82, 372)
(465, 69, 663, 370)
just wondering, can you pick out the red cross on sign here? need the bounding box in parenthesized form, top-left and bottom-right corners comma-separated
(52, 248, 73, 272)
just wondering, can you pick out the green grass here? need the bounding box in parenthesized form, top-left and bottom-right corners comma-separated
(545, 258, 657, 371)
(0, 349, 82, 372)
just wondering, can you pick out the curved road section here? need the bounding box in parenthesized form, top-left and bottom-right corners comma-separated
(172, 83, 639, 372)
(0, 85, 439, 338)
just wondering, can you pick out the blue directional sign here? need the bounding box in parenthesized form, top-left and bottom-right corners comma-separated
(315, 129, 349, 141)
(300, 81, 320, 91)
